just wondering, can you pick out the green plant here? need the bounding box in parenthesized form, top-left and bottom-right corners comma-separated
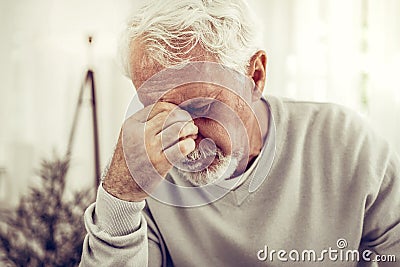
(0, 156, 94, 267)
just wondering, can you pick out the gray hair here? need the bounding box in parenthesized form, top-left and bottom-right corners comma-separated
(120, 0, 263, 77)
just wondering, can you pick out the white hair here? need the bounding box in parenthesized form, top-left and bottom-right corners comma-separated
(120, 0, 263, 77)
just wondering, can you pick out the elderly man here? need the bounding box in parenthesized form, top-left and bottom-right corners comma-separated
(80, 0, 400, 266)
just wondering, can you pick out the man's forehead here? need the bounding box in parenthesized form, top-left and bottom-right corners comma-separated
(129, 39, 218, 89)
(134, 61, 257, 107)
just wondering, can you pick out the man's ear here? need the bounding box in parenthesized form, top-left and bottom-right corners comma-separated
(248, 50, 267, 94)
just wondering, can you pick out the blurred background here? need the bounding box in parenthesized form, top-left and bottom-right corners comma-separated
(0, 0, 399, 207)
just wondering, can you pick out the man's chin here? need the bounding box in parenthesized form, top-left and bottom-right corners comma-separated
(179, 157, 216, 172)
(175, 154, 238, 186)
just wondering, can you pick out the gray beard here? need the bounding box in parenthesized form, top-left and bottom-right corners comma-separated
(175, 147, 239, 186)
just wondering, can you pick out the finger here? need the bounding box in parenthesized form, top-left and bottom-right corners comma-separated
(163, 138, 195, 165)
(145, 106, 193, 136)
(178, 122, 198, 139)
(132, 102, 179, 123)
(158, 121, 198, 150)
(147, 101, 192, 123)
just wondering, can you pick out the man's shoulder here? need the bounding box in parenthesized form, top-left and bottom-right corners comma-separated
(267, 95, 393, 184)
(269, 95, 358, 118)
(266, 95, 371, 138)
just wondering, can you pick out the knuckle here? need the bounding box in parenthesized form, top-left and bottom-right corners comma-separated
(181, 122, 197, 136)
(155, 101, 175, 112)
(158, 111, 170, 125)
(149, 103, 168, 118)
(166, 109, 179, 121)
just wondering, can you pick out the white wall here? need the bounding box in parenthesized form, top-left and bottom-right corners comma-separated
(254, 0, 400, 151)
(0, 0, 138, 204)
(0, 0, 399, 205)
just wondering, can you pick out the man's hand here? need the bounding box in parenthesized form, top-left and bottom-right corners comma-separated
(103, 102, 198, 202)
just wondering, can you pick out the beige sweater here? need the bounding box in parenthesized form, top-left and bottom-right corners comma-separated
(80, 96, 400, 267)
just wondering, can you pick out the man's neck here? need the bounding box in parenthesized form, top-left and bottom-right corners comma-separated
(247, 97, 270, 169)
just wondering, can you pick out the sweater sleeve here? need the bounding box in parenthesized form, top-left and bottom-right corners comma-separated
(79, 185, 163, 267)
(359, 148, 400, 267)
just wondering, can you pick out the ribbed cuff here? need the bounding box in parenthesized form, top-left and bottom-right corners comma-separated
(95, 184, 146, 237)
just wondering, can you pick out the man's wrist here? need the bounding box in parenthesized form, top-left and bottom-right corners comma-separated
(102, 178, 148, 202)
(102, 135, 148, 202)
